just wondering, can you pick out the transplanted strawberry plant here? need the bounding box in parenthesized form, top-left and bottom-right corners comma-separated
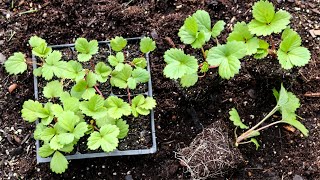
(229, 84, 308, 149)
(163, 0, 311, 88)
(4, 36, 157, 173)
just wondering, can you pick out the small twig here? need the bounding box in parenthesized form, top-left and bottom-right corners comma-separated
(164, 37, 176, 48)
(7, 30, 16, 42)
(304, 92, 320, 97)
(18, 9, 38, 15)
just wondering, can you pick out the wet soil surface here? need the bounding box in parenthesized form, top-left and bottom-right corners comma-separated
(0, 0, 319, 179)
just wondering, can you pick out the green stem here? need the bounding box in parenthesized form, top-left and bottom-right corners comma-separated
(201, 47, 206, 59)
(236, 106, 279, 143)
(255, 120, 283, 132)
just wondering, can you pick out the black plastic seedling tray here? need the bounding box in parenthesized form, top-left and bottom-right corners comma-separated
(32, 37, 157, 163)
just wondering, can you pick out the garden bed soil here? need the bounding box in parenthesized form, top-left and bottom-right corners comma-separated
(0, 0, 320, 179)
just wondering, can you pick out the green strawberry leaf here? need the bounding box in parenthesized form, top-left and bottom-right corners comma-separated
(57, 133, 75, 145)
(95, 62, 112, 83)
(229, 108, 249, 129)
(277, 28, 310, 69)
(75, 38, 99, 62)
(70, 79, 96, 100)
(132, 57, 147, 68)
(207, 41, 246, 79)
(200, 62, 209, 73)
(248, 1, 291, 36)
(59, 144, 74, 153)
(39, 144, 55, 158)
(108, 52, 125, 71)
(60, 95, 80, 112)
(211, 20, 226, 38)
(57, 111, 79, 132)
(87, 124, 120, 152)
(140, 37, 156, 53)
(43, 80, 63, 99)
(32, 42, 52, 57)
(41, 103, 55, 125)
(104, 96, 131, 119)
(95, 114, 116, 128)
(79, 94, 108, 119)
(180, 73, 198, 87)
(42, 51, 68, 80)
(250, 138, 260, 150)
(227, 22, 259, 55)
(110, 36, 127, 52)
(50, 135, 64, 150)
(192, 10, 212, 41)
(34, 123, 46, 140)
(21, 100, 50, 122)
(72, 122, 88, 139)
(41, 127, 56, 142)
(4, 52, 27, 75)
(131, 95, 156, 117)
(163, 48, 198, 79)
(29, 36, 46, 48)
(33, 67, 43, 77)
(275, 84, 308, 136)
(110, 64, 132, 89)
(50, 151, 68, 174)
(254, 39, 269, 59)
(64, 60, 85, 81)
(178, 16, 206, 48)
(115, 119, 129, 139)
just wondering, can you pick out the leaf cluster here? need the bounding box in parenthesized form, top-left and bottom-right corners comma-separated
(163, 0, 311, 88)
(13, 36, 157, 174)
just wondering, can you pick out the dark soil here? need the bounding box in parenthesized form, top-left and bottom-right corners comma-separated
(0, 0, 319, 179)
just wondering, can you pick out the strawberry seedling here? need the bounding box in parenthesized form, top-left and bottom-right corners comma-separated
(229, 84, 308, 150)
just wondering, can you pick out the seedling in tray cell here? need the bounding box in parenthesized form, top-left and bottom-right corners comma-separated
(229, 84, 308, 150)
(163, 0, 311, 88)
(4, 35, 157, 174)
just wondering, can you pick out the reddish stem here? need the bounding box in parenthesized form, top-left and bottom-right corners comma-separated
(90, 60, 95, 71)
(127, 87, 131, 104)
(198, 73, 206, 78)
(269, 35, 275, 52)
(94, 85, 104, 98)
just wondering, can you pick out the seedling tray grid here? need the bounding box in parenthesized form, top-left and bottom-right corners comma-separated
(32, 37, 157, 163)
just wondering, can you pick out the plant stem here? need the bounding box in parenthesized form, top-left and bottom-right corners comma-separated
(90, 59, 95, 71)
(93, 125, 100, 131)
(236, 106, 279, 143)
(94, 85, 104, 98)
(269, 35, 275, 51)
(215, 37, 220, 45)
(127, 87, 131, 104)
(237, 140, 252, 145)
(26, 61, 42, 66)
(198, 72, 206, 78)
(201, 47, 206, 59)
(255, 120, 283, 132)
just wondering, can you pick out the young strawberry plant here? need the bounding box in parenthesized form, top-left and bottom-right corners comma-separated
(163, 0, 311, 88)
(4, 36, 157, 173)
(229, 84, 308, 149)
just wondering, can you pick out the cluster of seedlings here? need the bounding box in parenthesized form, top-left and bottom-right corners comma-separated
(5, 36, 156, 173)
(163, 0, 310, 178)
(3, 0, 311, 176)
